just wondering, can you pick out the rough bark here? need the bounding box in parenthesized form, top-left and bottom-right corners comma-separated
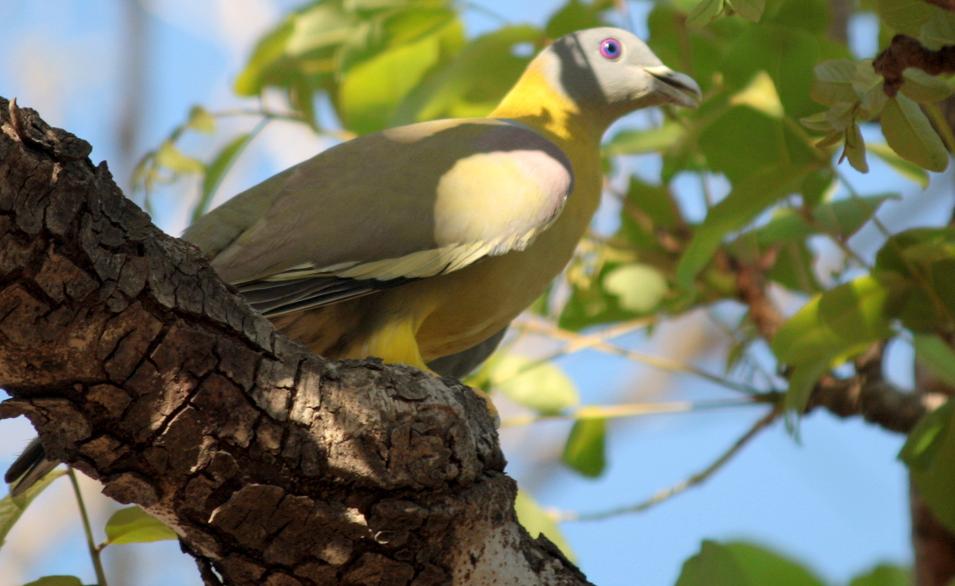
(0, 97, 590, 586)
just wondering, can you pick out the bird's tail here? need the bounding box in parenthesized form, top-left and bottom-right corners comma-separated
(5, 438, 58, 497)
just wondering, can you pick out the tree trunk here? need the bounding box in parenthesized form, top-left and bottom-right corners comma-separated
(0, 97, 590, 586)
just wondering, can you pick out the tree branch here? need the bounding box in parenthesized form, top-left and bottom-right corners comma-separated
(924, 0, 955, 11)
(0, 97, 590, 586)
(873, 35, 955, 97)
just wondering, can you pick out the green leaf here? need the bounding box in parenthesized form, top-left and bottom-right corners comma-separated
(604, 264, 668, 314)
(234, 2, 355, 96)
(699, 106, 816, 183)
(900, 398, 955, 533)
(395, 25, 541, 122)
(676, 164, 809, 288)
(920, 9, 955, 50)
(722, 25, 819, 118)
(677, 540, 749, 586)
(489, 354, 579, 415)
(338, 8, 463, 133)
(914, 335, 955, 388)
(104, 506, 177, 546)
(844, 122, 869, 173)
(562, 418, 606, 477)
(193, 133, 254, 224)
(187, 105, 216, 133)
(727, 0, 765, 22)
(784, 359, 829, 414)
(688, 0, 724, 26)
(677, 540, 825, 586)
(876, 0, 938, 35)
(514, 490, 575, 561)
(0, 470, 64, 548)
(771, 274, 894, 366)
(881, 95, 949, 172)
(810, 59, 859, 106)
(848, 564, 911, 586)
(811, 194, 897, 236)
(22, 577, 84, 586)
(545, 0, 607, 38)
(155, 141, 204, 175)
(603, 122, 684, 157)
(900, 69, 954, 104)
(869, 142, 930, 188)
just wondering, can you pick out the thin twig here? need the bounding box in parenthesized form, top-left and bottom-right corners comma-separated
(68, 467, 108, 586)
(498, 317, 656, 384)
(501, 395, 777, 427)
(516, 318, 768, 396)
(551, 407, 779, 522)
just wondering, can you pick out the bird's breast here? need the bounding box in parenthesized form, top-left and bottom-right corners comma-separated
(411, 147, 602, 360)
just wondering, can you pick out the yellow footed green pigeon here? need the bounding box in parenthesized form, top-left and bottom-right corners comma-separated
(6, 27, 700, 495)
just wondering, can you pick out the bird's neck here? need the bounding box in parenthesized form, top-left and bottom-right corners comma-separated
(489, 61, 607, 149)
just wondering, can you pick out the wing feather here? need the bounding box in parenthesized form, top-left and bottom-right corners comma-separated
(185, 118, 573, 315)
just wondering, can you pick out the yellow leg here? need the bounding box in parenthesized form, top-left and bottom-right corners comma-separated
(360, 318, 500, 426)
(363, 317, 429, 370)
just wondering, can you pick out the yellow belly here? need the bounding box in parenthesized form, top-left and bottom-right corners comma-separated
(272, 134, 601, 370)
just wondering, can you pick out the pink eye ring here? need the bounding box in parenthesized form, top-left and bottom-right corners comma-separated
(599, 37, 622, 60)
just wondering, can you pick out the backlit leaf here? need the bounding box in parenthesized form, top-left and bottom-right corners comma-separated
(194, 133, 254, 223)
(514, 490, 575, 561)
(914, 335, 955, 388)
(688, 0, 724, 26)
(727, 0, 765, 22)
(604, 264, 668, 314)
(0, 470, 64, 549)
(104, 506, 177, 546)
(676, 164, 809, 288)
(881, 95, 949, 172)
(489, 354, 579, 415)
(22, 577, 83, 586)
(562, 418, 606, 477)
(900, 398, 955, 533)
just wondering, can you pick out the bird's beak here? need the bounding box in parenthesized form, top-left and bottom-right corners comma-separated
(644, 65, 702, 108)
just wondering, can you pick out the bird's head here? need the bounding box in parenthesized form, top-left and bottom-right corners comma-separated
(535, 27, 702, 121)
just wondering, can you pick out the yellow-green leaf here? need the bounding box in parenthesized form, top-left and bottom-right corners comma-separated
(187, 105, 216, 133)
(489, 354, 579, 415)
(104, 506, 177, 546)
(811, 59, 858, 106)
(0, 470, 64, 549)
(843, 122, 869, 172)
(881, 95, 949, 172)
(677, 540, 826, 586)
(727, 0, 765, 22)
(23, 577, 83, 586)
(604, 264, 668, 314)
(676, 165, 809, 288)
(914, 335, 955, 387)
(900, 69, 954, 104)
(900, 398, 955, 533)
(688, 0, 724, 26)
(848, 564, 911, 586)
(193, 133, 254, 223)
(562, 418, 606, 477)
(920, 9, 955, 50)
(604, 121, 684, 156)
(514, 490, 575, 561)
(156, 141, 204, 175)
(772, 274, 894, 366)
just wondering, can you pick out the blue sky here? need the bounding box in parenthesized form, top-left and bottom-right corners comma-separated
(0, 1, 948, 585)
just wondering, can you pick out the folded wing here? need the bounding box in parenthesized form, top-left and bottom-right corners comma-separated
(184, 118, 574, 317)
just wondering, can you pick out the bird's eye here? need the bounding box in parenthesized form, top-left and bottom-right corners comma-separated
(599, 38, 622, 60)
